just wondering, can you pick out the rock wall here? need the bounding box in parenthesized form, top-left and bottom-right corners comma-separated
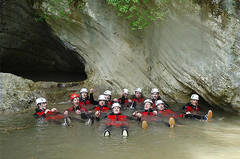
(0, 0, 240, 113)
(45, 1, 240, 113)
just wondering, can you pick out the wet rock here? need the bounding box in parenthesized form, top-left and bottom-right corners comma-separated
(45, 1, 240, 113)
(0, 73, 37, 112)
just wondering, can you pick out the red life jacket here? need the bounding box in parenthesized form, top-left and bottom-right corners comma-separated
(35, 110, 45, 117)
(140, 110, 157, 121)
(184, 105, 200, 113)
(45, 113, 64, 120)
(105, 114, 128, 127)
(34, 109, 64, 120)
(132, 98, 144, 103)
(158, 109, 178, 118)
(94, 106, 110, 112)
(66, 105, 88, 113)
(79, 100, 91, 106)
(118, 98, 129, 104)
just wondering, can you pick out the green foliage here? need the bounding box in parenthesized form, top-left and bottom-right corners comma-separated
(106, 0, 169, 30)
(35, 0, 85, 21)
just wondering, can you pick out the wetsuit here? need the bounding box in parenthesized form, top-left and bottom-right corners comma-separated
(130, 95, 144, 109)
(33, 108, 64, 120)
(182, 103, 203, 120)
(157, 108, 184, 118)
(118, 96, 129, 105)
(97, 112, 136, 133)
(137, 109, 157, 121)
(65, 105, 90, 120)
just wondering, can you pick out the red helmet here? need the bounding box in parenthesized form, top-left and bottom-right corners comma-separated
(70, 93, 79, 101)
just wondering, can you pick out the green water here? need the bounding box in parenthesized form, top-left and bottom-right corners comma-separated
(0, 104, 240, 159)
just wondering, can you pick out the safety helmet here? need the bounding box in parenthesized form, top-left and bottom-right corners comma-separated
(155, 100, 164, 106)
(112, 103, 121, 109)
(80, 88, 88, 94)
(70, 93, 80, 101)
(191, 94, 199, 100)
(36, 97, 47, 106)
(104, 90, 112, 96)
(144, 99, 153, 104)
(135, 88, 142, 93)
(151, 88, 159, 94)
(123, 88, 128, 94)
(98, 95, 107, 101)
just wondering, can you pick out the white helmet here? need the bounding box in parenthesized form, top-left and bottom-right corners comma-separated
(123, 89, 128, 94)
(104, 90, 112, 96)
(191, 94, 199, 100)
(112, 103, 121, 109)
(80, 88, 88, 93)
(151, 88, 159, 94)
(135, 88, 142, 93)
(98, 95, 107, 101)
(155, 100, 164, 106)
(144, 99, 153, 104)
(36, 97, 47, 106)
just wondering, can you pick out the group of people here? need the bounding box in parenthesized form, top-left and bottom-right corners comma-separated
(33, 87, 213, 137)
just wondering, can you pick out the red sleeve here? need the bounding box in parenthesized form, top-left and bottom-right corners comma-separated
(66, 106, 74, 112)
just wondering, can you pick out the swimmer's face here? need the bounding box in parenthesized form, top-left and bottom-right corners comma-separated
(105, 95, 111, 101)
(38, 102, 47, 110)
(191, 99, 198, 106)
(99, 100, 105, 106)
(112, 107, 120, 114)
(157, 104, 165, 111)
(72, 97, 79, 106)
(123, 93, 128, 98)
(81, 92, 87, 99)
(144, 102, 152, 110)
(135, 91, 141, 98)
(152, 93, 159, 100)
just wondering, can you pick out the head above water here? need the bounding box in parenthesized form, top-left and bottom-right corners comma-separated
(155, 100, 165, 111)
(104, 90, 112, 100)
(190, 94, 199, 106)
(35, 97, 47, 110)
(98, 95, 107, 106)
(80, 88, 88, 99)
(144, 99, 153, 110)
(135, 88, 142, 98)
(70, 93, 80, 106)
(112, 103, 121, 114)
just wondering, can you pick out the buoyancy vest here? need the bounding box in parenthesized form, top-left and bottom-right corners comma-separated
(157, 109, 184, 118)
(34, 109, 64, 120)
(132, 97, 144, 103)
(66, 105, 88, 113)
(94, 105, 110, 112)
(79, 98, 91, 106)
(183, 103, 200, 113)
(105, 113, 128, 127)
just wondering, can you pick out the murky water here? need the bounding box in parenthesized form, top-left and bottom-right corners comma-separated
(0, 104, 240, 159)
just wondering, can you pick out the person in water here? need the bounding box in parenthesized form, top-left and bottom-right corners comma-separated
(96, 103, 129, 137)
(154, 100, 184, 128)
(64, 93, 94, 126)
(132, 99, 157, 129)
(78, 88, 95, 107)
(34, 97, 57, 118)
(130, 88, 144, 109)
(154, 100, 183, 118)
(118, 88, 132, 106)
(94, 95, 111, 119)
(33, 97, 65, 122)
(103, 90, 113, 107)
(182, 94, 212, 121)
